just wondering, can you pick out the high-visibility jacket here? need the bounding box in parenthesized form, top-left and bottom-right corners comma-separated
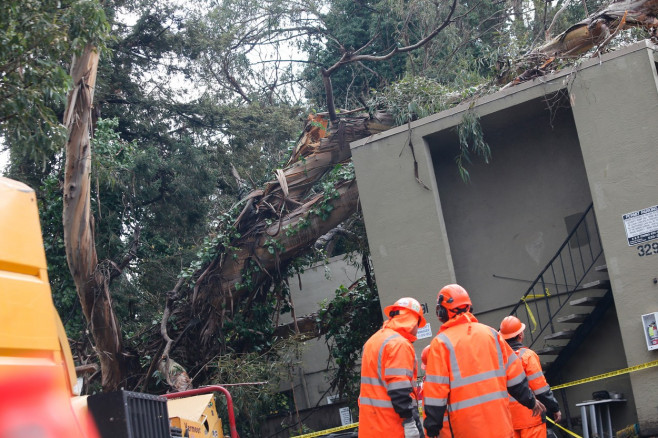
(507, 340, 560, 430)
(419, 379, 452, 437)
(423, 313, 536, 438)
(358, 313, 420, 438)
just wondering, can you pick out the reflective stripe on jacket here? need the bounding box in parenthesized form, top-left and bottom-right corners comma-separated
(423, 313, 534, 438)
(508, 343, 560, 429)
(358, 324, 418, 437)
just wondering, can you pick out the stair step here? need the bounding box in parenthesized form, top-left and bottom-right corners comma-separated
(576, 279, 610, 291)
(595, 264, 608, 272)
(536, 346, 563, 355)
(570, 296, 602, 306)
(557, 313, 589, 323)
(544, 330, 576, 340)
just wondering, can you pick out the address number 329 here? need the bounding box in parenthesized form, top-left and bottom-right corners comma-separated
(637, 242, 658, 257)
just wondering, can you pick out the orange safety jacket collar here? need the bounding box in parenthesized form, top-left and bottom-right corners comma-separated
(383, 311, 419, 343)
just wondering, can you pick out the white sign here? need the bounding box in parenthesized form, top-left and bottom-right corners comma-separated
(326, 394, 339, 404)
(339, 406, 352, 426)
(416, 323, 433, 340)
(641, 312, 658, 351)
(622, 205, 658, 246)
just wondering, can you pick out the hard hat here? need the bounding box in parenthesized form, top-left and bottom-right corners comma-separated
(437, 284, 472, 311)
(436, 284, 472, 322)
(420, 345, 430, 370)
(499, 315, 526, 339)
(384, 297, 427, 327)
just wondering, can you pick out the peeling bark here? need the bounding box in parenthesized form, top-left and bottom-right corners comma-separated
(155, 112, 394, 384)
(63, 45, 126, 391)
(501, 0, 658, 85)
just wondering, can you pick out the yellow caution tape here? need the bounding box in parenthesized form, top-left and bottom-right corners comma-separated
(547, 417, 583, 438)
(522, 298, 538, 333)
(291, 422, 358, 438)
(551, 359, 658, 390)
(291, 359, 658, 438)
(521, 288, 551, 333)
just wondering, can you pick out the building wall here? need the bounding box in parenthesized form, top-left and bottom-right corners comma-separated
(430, 98, 593, 313)
(569, 43, 658, 435)
(278, 254, 364, 411)
(351, 41, 658, 434)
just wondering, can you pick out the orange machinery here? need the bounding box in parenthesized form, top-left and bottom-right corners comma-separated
(0, 177, 240, 438)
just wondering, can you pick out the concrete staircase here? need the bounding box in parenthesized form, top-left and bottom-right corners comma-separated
(510, 203, 611, 381)
(532, 273, 613, 380)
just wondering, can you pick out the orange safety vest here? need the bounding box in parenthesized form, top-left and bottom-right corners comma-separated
(358, 321, 418, 438)
(423, 313, 527, 438)
(509, 347, 549, 429)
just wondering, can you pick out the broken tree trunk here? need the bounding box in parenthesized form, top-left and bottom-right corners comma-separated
(537, 0, 658, 57)
(193, 113, 392, 323)
(156, 112, 394, 384)
(501, 0, 658, 85)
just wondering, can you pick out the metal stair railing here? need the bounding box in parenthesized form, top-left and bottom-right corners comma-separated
(509, 203, 605, 349)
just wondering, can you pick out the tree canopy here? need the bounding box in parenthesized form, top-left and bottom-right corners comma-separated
(1, 0, 656, 434)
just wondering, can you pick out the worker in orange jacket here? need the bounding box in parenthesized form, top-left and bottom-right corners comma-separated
(423, 285, 545, 438)
(499, 316, 562, 438)
(358, 297, 427, 438)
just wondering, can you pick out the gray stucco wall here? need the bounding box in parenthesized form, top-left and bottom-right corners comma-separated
(351, 41, 658, 435)
(430, 98, 592, 313)
(280, 254, 364, 410)
(569, 43, 658, 435)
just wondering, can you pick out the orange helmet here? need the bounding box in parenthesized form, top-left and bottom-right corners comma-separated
(420, 345, 430, 370)
(436, 284, 472, 322)
(499, 315, 526, 339)
(384, 297, 427, 327)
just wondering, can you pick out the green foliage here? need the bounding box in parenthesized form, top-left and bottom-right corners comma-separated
(368, 77, 492, 181)
(0, 0, 110, 161)
(301, 0, 412, 108)
(456, 109, 490, 182)
(369, 76, 484, 125)
(222, 300, 277, 353)
(319, 278, 383, 406)
(207, 339, 304, 438)
(92, 117, 139, 189)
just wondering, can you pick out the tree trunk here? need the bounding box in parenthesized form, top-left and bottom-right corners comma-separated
(501, 0, 658, 85)
(63, 45, 125, 391)
(536, 0, 658, 57)
(156, 112, 395, 380)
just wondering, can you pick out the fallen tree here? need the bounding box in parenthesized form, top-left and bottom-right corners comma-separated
(153, 0, 658, 391)
(501, 0, 658, 85)
(151, 112, 394, 390)
(62, 0, 658, 392)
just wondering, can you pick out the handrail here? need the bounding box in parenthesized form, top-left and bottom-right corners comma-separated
(164, 385, 240, 438)
(510, 203, 594, 315)
(509, 203, 605, 349)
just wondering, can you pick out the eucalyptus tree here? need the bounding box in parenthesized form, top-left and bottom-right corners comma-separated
(58, 0, 304, 391)
(4, 0, 655, 401)
(0, 0, 109, 163)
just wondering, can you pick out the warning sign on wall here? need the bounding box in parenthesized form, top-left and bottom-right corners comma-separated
(622, 205, 658, 246)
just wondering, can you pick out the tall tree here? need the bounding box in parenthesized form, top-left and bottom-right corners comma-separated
(62, 44, 128, 390)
